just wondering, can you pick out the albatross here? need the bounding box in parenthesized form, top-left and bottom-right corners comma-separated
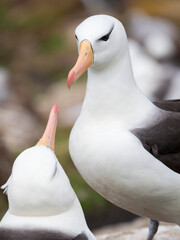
(0, 105, 95, 240)
(67, 14, 180, 240)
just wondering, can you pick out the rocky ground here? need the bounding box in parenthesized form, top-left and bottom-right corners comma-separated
(94, 218, 180, 240)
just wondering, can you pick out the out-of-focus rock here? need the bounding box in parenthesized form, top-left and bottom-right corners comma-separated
(81, 0, 129, 15)
(34, 81, 86, 128)
(0, 104, 41, 152)
(0, 134, 12, 222)
(129, 39, 168, 101)
(0, 67, 41, 152)
(129, 39, 180, 101)
(0, 136, 12, 186)
(128, 9, 179, 61)
(0, 68, 16, 103)
(164, 69, 180, 100)
(95, 218, 180, 240)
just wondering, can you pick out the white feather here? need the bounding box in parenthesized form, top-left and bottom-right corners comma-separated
(69, 15, 180, 225)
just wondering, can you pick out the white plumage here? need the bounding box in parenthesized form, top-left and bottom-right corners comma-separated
(0, 105, 95, 240)
(67, 15, 180, 240)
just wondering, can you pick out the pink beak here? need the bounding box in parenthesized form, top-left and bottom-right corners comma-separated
(67, 40, 93, 89)
(36, 104, 59, 151)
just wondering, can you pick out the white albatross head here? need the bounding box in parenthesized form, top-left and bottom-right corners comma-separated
(2, 105, 75, 217)
(68, 14, 128, 88)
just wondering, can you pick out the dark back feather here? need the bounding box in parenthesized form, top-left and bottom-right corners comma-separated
(0, 228, 88, 240)
(154, 99, 180, 112)
(132, 99, 180, 174)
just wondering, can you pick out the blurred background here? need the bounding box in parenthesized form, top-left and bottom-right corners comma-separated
(0, 0, 180, 231)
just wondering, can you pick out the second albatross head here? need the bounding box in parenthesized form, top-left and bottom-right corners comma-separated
(2, 105, 75, 217)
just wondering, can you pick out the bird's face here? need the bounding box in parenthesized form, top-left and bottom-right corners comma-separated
(68, 14, 127, 88)
(4, 105, 75, 216)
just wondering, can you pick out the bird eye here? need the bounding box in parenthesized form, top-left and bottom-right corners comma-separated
(99, 33, 110, 41)
(98, 26, 114, 42)
(75, 34, 78, 40)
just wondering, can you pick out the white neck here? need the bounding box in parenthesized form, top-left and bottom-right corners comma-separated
(0, 199, 92, 238)
(81, 46, 157, 127)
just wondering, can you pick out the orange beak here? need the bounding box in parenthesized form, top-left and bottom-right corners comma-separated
(36, 104, 59, 151)
(67, 40, 93, 88)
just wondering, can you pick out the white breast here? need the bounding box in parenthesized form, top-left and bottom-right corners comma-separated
(69, 116, 180, 224)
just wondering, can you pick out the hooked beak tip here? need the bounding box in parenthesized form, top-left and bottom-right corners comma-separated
(52, 104, 59, 114)
(67, 70, 75, 89)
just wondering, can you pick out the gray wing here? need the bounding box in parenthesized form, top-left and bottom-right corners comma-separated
(0, 228, 88, 240)
(131, 99, 180, 174)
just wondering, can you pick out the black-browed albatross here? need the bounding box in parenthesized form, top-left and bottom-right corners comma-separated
(67, 14, 180, 240)
(0, 105, 95, 240)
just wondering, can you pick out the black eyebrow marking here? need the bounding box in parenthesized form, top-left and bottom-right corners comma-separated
(99, 24, 114, 41)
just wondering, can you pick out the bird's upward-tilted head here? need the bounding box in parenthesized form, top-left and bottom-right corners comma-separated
(1, 105, 96, 239)
(68, 14, 130, 88)
(2, 105, 75, 217)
